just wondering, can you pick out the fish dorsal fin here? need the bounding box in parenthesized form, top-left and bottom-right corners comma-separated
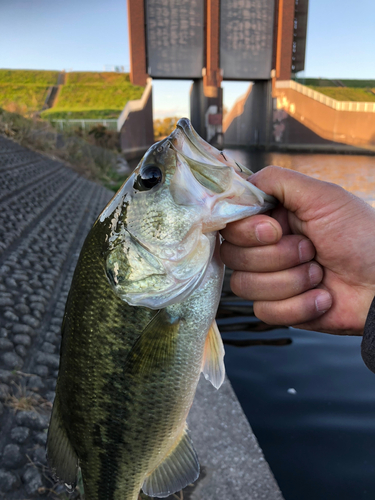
(125, 309, 181, 377)
(46, 395, 79, 487)
(142, 428, 199, 498)
(201, 320, 225, 389)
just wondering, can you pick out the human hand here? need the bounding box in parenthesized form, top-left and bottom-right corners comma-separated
(220, 166, 375, 335)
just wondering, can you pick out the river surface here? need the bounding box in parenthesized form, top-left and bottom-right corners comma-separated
(219, 151, 375, 500)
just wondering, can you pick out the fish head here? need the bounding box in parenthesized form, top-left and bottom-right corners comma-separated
(100, 118, 276, 309)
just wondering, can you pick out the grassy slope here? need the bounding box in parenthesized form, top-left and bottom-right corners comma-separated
(0, 69, 58, 113)
(66, 71, 131, 85)
(42, 79, 144, 120)
(0, 70, 144, 119)
(340, 80, 375, 88)
(296, 78, 375, 88)
(0, 69, 59, 84)
(0, 84, 49, 111)
(40, 109, 122, 119)
(307, 86, 375, 102)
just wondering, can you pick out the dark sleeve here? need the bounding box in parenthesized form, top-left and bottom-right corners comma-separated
(361, 297, 375, 374)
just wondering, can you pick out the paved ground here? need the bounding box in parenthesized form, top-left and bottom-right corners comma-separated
(0, 135, 283, 499)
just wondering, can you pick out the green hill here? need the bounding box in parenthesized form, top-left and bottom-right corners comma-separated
(340, 79, 375, 88)
(0, 70, 59, 114)
(41, 81, 144, 120)
(0, 69, 59, 85)
(296, 78, 375, 88)
(0, 84, 49, 113)
(0, 69, 144, 120)
(307, 86, 375, 102)
(66, 71, 131, 85)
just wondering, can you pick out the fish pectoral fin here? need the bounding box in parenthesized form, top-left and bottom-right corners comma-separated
(142, 428, 199, 498)
(126, 309, 181, 376)
(46, 395, 79, 487)
(201, 320, 225, 389)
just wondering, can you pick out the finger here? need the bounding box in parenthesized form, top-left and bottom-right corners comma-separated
(230, 262, 323, 301)
(220, 214, 282, 247)
(253, 289, 333, 326)
(221, 235, 315, 272)
(270, 204, 292, 235)
(250, 166, 343, 220)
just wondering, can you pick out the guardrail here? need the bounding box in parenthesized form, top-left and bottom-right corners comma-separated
(51, 119, 118, 131)
(275, 80, 375, 113)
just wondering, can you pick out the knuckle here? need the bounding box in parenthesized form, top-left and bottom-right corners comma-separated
(230, 271, 245, 297)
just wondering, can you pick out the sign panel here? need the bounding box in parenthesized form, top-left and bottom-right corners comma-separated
(145, 0, 204, 79)
(220, 0, 274, 80)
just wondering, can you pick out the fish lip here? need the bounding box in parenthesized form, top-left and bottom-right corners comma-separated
(174, 118, 207, 154)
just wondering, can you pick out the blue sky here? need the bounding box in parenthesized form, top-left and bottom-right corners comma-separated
(1, 0, 374, 118)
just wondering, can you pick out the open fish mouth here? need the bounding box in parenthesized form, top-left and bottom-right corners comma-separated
(168, 118, 277, 232)
(104, 118, 277, 309)
(174, 118, 252, 174)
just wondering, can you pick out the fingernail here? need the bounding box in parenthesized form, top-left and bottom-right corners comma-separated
(315, 292, 332, 313)
(255, 222, 278, 243)
(299, 239, 314, 263)
(309, 263, 323, 286)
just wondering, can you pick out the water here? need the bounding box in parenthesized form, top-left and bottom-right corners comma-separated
(219, 150, 375, 500)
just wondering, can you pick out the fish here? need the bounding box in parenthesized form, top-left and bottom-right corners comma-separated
(47, 118, 276, 500)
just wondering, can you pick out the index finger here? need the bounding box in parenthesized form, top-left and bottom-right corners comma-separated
(220, 214, 282, 247)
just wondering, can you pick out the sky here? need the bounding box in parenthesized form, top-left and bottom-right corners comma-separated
(1, 0, 374, 118)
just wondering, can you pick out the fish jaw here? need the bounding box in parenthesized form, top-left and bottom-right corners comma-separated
(202, 171, 276, 232)
(168, 130, 276, 233)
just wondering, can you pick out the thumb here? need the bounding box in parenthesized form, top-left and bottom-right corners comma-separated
(250, 166, 338, 218)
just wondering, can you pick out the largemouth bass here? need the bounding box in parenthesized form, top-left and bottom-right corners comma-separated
(47, 118, 275, 500)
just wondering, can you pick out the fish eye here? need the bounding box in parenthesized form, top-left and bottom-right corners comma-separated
(134, 165, 163, 191)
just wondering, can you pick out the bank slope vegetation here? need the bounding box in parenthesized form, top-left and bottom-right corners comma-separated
(0, 69, 144, 120)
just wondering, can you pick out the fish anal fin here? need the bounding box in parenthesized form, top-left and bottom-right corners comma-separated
(142, 428, 199, 498)
(46, 395, 78, 487)
(201, 320, 225, 389)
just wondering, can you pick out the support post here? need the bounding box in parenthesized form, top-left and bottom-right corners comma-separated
(275, 0, 296, 80)
(203, 0, 222, 97)
(127, 0, 148, 86)
(189, 0, 223, 145)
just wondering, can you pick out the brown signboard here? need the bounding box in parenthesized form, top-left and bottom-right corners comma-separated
(220, 0, 275, 80)
(145, 0, 204, 79)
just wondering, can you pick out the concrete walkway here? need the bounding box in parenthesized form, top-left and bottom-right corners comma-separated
(0, 135, 283, 499)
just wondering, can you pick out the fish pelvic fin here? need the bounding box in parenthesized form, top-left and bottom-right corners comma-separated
(142, 427, 199, 498)
(201, 320, 225, 389)
(126, 309, 181, 377)
(46, 395, 79, 488)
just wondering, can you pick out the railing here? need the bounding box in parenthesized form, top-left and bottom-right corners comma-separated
(51, 119, 118, 131)
(275, 80, 375, 113)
